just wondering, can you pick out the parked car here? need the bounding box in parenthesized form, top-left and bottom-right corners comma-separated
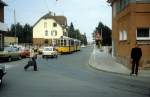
(19, 47, 30, 58)
(42, 46, 58, 58)
(81, 45, 86, 48)
(0, 47, 22, 61)
(0, 64, 6, 86)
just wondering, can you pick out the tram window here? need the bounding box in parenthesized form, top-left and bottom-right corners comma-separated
(71, 40, 74, 45)
(66, 40, 69, 46)
(61, 40, 63, 46)
(64, 40, 66, 46)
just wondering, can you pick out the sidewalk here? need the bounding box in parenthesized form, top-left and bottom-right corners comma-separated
(89, 45, 150, 77)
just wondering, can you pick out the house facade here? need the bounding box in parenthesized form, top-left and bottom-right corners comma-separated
(0, 0, 7, 51)
(33, 12, 68, 46)
(108, 0, 150, 68)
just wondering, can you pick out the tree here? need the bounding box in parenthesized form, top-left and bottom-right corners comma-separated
(80, 33, 87, 45)
(68, 22, 75, 38)
(23, 24, 32, 43)
(67, 22, 88, 45)
(13, 23, 23, 43)
(10, 23, 33, 43)
(95, 22, 112, 46)
(74, 29, 81, 40)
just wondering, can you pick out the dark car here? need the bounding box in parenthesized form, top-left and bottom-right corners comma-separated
(0, 64, 6, 86)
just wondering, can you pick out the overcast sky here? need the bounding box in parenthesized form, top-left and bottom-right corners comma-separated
(4, 0, 112, 42)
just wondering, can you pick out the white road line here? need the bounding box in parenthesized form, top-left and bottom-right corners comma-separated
(5, 65, 15, 69)
(2, 59, 29, 69)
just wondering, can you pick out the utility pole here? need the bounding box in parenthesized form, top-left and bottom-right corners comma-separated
(14, 9, 17, 44)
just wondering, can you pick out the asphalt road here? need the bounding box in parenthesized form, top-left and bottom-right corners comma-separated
(0, 47, 150, 97)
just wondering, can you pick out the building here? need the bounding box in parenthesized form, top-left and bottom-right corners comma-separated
(33, 12, 68, 46)
(107, 0, 150, 68)
(0, 0, 7, 51)
(4, 36, 18, 46)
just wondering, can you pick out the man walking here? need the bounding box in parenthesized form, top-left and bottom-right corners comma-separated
(24, 48, 38, 71)
(130, 43, 142, 76)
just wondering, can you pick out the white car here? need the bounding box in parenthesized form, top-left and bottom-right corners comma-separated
(81, 45, 86, 48)
(42, 47, 58, 58)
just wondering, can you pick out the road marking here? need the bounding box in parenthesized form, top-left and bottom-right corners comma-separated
(5, 65, 15, 69)
(2, 59, 29, 69)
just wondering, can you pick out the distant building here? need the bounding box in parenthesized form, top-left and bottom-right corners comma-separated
(108, 0, 150, 68)
(0, 0, 7, 51)
(4, 36, 18, 46)
(33, 12, 68, 46)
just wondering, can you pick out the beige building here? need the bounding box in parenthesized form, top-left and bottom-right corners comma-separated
(33, 12, 68, 46)
(4, 36, 18, 46)
(108, 0, 150, 68)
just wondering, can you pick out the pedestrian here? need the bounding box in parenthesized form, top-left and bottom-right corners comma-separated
(130, 42, 142, 76)
(24, 48, 38, 71)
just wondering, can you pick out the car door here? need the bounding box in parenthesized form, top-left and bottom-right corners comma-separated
(11, 47, 19, 59)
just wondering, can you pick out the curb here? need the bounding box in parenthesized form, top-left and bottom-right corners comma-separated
(88, 47, 150, 78)
(88, 54, 129, 76)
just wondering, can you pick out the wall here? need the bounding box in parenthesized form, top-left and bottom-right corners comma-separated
(33, 19, 63, 39)
(0, 5, 4, 22)
(112, 3, 150, 68)
(4, 36, 18, 46)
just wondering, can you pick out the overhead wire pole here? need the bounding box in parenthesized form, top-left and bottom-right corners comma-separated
(14, 9, 17, 44)
(44, 0, 50, 12)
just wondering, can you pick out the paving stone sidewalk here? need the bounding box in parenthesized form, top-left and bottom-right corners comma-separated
(89, 46, 150, 77)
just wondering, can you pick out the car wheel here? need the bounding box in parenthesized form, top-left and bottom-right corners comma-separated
(8, 57, 12, 62)
(55, 55, 58, 58)
(18, 56, 22, 60)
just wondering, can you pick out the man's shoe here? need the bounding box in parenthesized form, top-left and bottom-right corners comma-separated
(135, 73, 138, 76)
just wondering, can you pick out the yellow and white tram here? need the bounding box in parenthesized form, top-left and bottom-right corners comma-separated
(56, 36, 80, 54)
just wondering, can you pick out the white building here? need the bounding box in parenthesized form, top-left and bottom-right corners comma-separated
(33, 12, 68, 46)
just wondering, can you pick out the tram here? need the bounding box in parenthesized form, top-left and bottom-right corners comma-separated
(56, 36, 80, 54)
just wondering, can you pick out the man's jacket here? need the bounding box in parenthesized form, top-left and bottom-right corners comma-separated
(131, 47, 142, 60)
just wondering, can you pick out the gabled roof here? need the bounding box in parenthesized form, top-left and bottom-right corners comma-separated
(0, 0, 7, 6)
(33, 12, 67, 28)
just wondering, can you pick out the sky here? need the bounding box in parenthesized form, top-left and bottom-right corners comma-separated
(4, 0, 112, 42)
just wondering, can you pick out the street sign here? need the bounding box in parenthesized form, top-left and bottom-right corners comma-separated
(95, 32, 101, 40)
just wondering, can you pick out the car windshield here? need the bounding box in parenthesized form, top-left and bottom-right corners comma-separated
(44, 48, 52, 51)
(4, 47, 12, 51)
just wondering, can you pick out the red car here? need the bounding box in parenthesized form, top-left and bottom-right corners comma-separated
(19, 48, 30, 58)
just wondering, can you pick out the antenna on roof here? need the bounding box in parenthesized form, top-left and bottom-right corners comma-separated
(44, 0, 50, 13)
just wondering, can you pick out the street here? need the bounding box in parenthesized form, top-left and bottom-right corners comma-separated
(0, 47, 150, 97)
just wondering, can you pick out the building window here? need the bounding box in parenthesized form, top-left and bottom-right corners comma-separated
(44, 22, 47, 28)
(45, 30, 48, 36)
(45, 39, 48, 44)
(51, 30, 57, 36)
(53, 23, 57, 27)
(137, 28, 150, 40)
(119, 30, 127, 41)
(116, 0, 129, 13)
